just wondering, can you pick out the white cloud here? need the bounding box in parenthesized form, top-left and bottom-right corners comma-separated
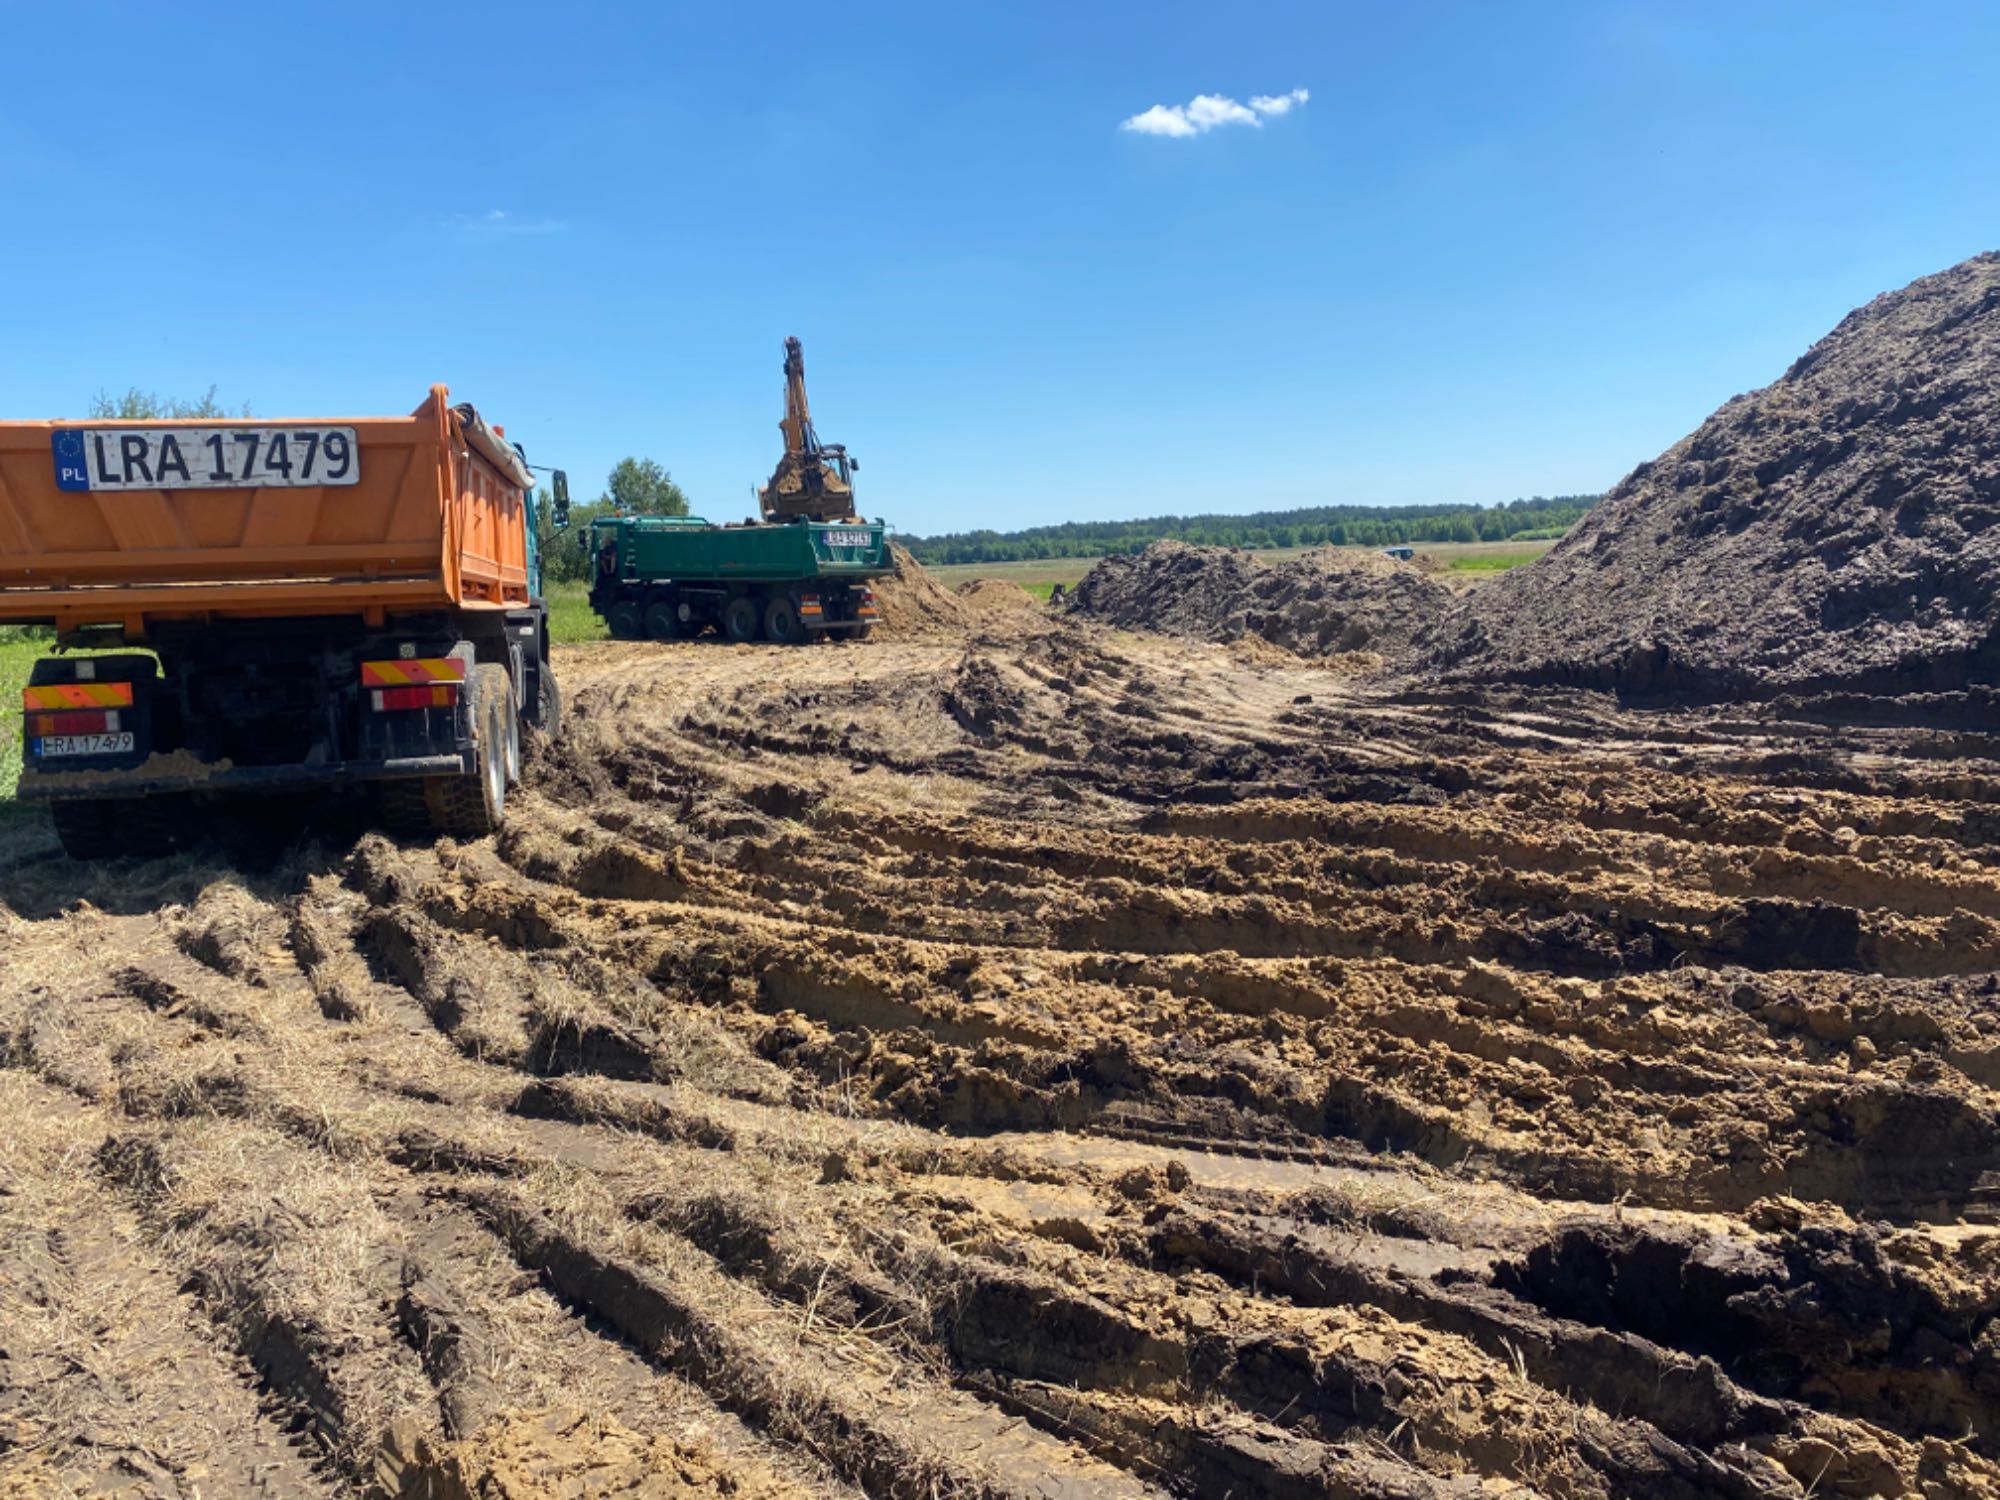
(1186, 94, 1260, 130)
(1120, 103, 1198, 138)
(1250, 87, 1310, 116)
(1120, 87, 1309, 138)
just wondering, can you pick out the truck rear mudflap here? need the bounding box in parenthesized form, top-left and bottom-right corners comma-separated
(800, 585, 879, 633)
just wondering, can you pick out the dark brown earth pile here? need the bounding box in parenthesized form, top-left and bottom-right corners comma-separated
(1070, 539, 1453, 663)
(1426, 251, 2000, 698)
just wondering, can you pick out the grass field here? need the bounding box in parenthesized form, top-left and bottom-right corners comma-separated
(546, 581, 606, 645)
(926, 538, 1555, 593)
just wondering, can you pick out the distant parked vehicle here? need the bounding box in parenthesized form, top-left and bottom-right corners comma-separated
(1382, 545, 1416, 561)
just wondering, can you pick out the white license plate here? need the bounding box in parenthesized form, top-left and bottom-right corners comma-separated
(35, 732, 135, 757)
(822, 529, 872, 548)
(52, 426, 361, 492)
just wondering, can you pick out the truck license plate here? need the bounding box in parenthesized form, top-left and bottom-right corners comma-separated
(823, 529, 872, 548)
(51, 427, 361, 492)
(35, 733, 135, 757)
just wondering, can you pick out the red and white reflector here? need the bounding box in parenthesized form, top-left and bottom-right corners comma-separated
(369, 684, 460, 712)
(28, 710, 120, 737)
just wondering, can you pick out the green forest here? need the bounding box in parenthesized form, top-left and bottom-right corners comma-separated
(900, 495, 1599, 565)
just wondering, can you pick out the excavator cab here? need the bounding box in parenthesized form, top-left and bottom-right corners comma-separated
(758, 336, 860, 523)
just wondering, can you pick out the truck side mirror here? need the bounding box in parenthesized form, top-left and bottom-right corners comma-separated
(849, 458, 860, 472)
(552, 471, 572, 531)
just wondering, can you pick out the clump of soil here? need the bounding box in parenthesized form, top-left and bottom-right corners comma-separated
(387, 1408, 786, 1499)
(1426, 251, 2000, 698)
(953, 577, 1053, 640)
(1068, 540, 1453, 665)
(871, 544, 967, 636)
(956, 578, 1042, 615)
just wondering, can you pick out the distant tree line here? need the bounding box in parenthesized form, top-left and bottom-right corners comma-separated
(900, 495, 1600, 564)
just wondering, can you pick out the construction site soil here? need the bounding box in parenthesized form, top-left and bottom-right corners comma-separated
(8, 583, 2000, 1498)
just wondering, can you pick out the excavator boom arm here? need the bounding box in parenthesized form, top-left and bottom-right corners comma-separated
(781, 336, 817, 458)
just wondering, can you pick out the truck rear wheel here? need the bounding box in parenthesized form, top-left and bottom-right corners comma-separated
(535, 668, 562, 744)
(723, 596, 761, 643)
(643, 600, 679, 641)
(763, 596, 807, 645)
(51, 800, 120, 860)
(605, 601, 643, 640)
(51, 796, 181, 860)
(387, 663, 510, 840)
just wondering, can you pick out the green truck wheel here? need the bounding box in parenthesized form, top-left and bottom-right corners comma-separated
(723, 596, 761, 642)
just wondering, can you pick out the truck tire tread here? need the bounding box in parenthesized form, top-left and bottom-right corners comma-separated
(723, 596, 761, 643)
(764, 595, 807, 645)
(383, 663, 510, 841)
(51, 797, 180, 860)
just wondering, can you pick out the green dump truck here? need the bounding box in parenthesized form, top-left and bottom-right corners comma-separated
(587, 515, 891, 644)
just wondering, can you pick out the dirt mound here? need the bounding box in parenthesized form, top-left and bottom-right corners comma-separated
(1427, 251, 2000, 698)
(956, 577, 1042, 615)
(871, 543, 967, 636)
(1069, 540, 1453, 664)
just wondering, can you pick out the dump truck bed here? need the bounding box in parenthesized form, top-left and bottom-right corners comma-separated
(0, 386, 532, 635)
(616, 516, 890, 581)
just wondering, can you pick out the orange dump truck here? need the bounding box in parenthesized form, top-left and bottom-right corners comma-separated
(0, 386, 569, 857)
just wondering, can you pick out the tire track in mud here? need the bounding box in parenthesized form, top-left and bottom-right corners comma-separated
(7, 626, 2000, 1495)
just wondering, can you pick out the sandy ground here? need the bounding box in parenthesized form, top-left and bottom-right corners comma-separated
(5, 613, 2000, 1497)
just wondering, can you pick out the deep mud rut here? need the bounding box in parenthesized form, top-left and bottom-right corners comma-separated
(8, 621, 2000, 1497)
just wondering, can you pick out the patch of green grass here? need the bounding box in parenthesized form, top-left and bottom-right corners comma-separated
(1022, 581, 1059, 602)
(0, 628, 50, 804)
(1448, 551, 1543, 573)
(546, 582, 608, 645)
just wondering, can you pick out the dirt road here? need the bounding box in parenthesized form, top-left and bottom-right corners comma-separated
(6, 619, 2000, 1497)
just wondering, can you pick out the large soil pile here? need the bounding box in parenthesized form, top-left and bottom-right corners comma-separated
(871, 544, 967, 636)
(1069, 540, 1452, 663)
(1426, 251, 2000, 697)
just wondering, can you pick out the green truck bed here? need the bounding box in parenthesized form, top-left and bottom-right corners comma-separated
(613, 516, 891, 580)
(587, 514, 892, 643)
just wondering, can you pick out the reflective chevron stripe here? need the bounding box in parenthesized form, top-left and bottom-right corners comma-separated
(360, 658, 467, 687)
(21, 681, 134, 710)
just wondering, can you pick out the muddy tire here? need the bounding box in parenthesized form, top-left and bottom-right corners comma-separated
(50, 799, 120, 860)
(389, 664, 511, 840)
(723, 596, 761, 644)
(535, 667, 562, 744)
(502, 674, 523, 787)
(606, 602, 643, 640)
(378, 780, 432, 836)
(643, 600, 679, 642)
(50, 796, 180, 860)
(764, 595, 807, 646)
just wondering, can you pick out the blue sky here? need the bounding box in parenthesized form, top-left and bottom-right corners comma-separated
(0, 1, 1994, 536)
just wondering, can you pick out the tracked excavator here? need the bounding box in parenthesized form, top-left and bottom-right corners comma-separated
(758, 336, 860, 522)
